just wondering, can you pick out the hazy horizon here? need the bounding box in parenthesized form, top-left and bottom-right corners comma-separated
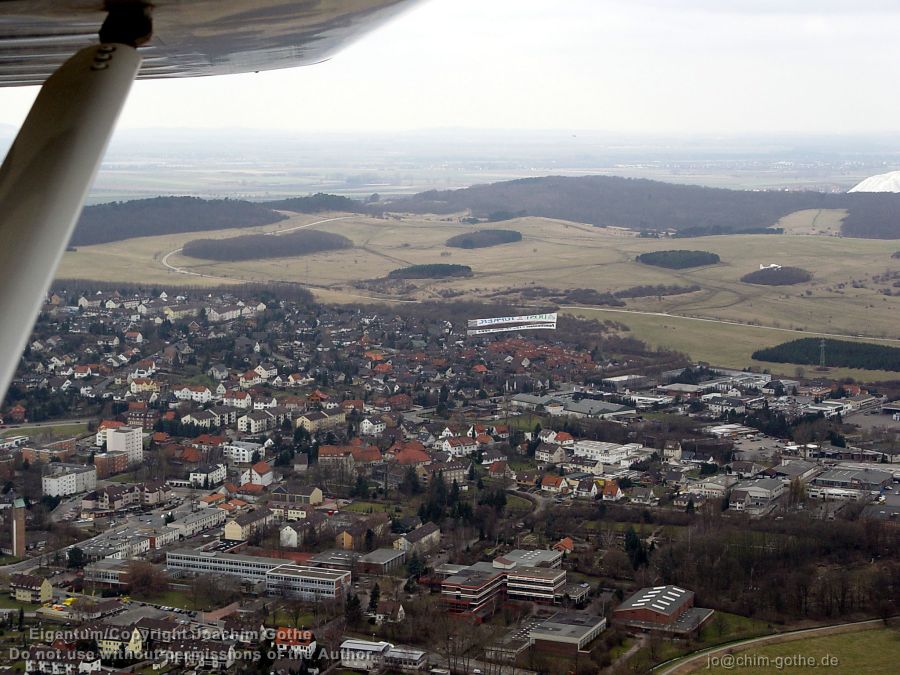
(2, 0, 900, 135)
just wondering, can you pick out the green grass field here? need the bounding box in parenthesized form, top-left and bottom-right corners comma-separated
(0, 423, 89, 440)
(0, 596, 38, 611)
(693, 626, 900, 675)
(505, 494, 533, 515)
(342, 499, 419, 518)
(566, 307, 900, 382)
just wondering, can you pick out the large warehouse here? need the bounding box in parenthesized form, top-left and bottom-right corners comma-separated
(612, 585, 713, 635)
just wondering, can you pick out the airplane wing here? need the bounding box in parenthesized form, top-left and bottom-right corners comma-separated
(0, 0, 423, 402)
(0, 0, 420, 85)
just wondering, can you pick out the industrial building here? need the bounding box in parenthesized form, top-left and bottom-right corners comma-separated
(613, 585, 713, 635)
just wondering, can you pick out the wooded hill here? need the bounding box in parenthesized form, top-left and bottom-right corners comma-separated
(386, 175, 900, 239)
(182, 230, 352, 261)
(753, 338, 900, 371)
(263, 193, 367, 213)
(73, 197, 286, 246)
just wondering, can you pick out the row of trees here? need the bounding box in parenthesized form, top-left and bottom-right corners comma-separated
(387, 264, 473, 279)
(636, 249, 720, 269)
(445, 229, 522, 249)
(182, 230, 352, 262)
(741, 266, 812, 285)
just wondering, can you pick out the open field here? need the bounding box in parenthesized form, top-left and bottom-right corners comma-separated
(565, 307, 900, 382)
(0, 423, 89, 441)
(0, 596, 37, 611)
(775, 208, 847, 236)
(687, 625, 900, 675)
(56, 210, 900, 376)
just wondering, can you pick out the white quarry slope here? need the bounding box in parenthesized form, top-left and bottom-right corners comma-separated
(849, 170, 900, 193)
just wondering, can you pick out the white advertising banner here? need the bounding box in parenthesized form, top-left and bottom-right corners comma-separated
(467, 312, 557, 328)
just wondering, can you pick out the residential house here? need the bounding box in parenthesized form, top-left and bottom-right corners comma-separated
(574, 478, 598, 499)
(601, 480, 624, 502)
(241, 461, 274, 487)
(238, 410, 275, 433)
(189, 464, 226, 489)
(360, 417, 387, 436)
(540, 474, 568, 494)
(174, 385, 212, 404)
(393, 522, 441, 555)
(630, 487, 660, 506)
(10, 574, 52, 603)
(441, 436, 478, 457)
(535, 443, 567, 466)
(224, 508, 274, 541)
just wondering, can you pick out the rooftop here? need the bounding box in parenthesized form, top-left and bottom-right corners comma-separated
(530, 611, 607, 642)
(267, 564, 349, 581)
(617, 585, 692, 616)
(359, 548, 406, 564)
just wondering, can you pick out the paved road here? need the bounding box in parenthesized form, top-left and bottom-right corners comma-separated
(654, 618, 888, 675)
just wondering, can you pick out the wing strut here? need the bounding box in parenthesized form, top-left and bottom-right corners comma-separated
(0, 6, 149, 401)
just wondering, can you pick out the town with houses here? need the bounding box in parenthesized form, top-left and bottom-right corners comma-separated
(0, 286, 898, 674)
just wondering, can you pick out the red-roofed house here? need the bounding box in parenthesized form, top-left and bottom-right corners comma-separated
(441, 436, 477, 458)
(601, 480, 624, 502)
(241, 461, 274, 487)
(274, 628, 316, 659)
(540, 474, 568, 494)
(553, 537, 575, 554)
(239, 371, 261, 389)
(351, 445, 383, 466)
(488, 460, 514, 480)
(224, 390, 252, 409)
(389, 442, 431, 466)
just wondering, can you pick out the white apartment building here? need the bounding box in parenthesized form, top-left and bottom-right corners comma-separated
(223, 441, 264, 464)
(173, 385, 213, 403)
(42, 463, 96, 496)
(572, 440, 643, 466)
(360, 417, 387, 436)
(106, 426, 143, 465)
(189, 463, 227, 488)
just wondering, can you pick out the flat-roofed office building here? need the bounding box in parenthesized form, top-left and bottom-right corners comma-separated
(265, 564, 351, 601)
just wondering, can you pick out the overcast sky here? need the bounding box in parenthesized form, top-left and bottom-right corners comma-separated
(1, 0, 900, 134)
